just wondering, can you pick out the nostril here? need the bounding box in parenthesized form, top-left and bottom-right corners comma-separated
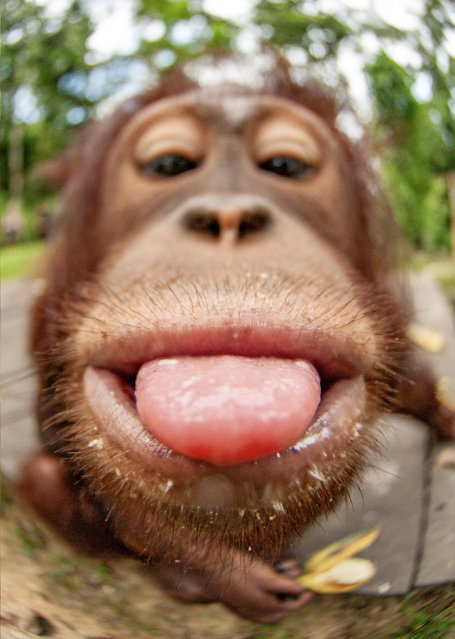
(238, 210, 270, 239)
(183, 207, 271, 241)
(185, 214, 221, 238)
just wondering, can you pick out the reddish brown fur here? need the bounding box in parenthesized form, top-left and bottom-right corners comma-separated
(21, 55, 454, 623)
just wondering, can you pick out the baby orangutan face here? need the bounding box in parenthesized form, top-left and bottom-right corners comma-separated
(61, 90, 383, 538)
(23, 76, 453, 624)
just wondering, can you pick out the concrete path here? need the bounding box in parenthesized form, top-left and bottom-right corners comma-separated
(1, 273, 454, 594)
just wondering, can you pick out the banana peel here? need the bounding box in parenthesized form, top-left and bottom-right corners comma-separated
(297, 527, 380, 594)
(436, 376, 455, 412)
(299, 557, 377, 593)
(406, 322, 445, 353)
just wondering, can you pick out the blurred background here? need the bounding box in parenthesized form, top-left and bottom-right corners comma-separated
(1, 5, 454, 636)
(1, 0, 454, 276)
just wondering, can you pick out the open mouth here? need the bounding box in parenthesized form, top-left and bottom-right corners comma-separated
(82, 324, 371, 506)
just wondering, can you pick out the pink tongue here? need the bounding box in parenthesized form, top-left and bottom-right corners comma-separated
(135, 355, 321, 466)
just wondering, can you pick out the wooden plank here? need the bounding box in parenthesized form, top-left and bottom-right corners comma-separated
(1, 280, 40, 480)
(1, 368, 37, 424)
(1, 280, 35, 378)
(295, 273, 455, 592)
(0, 414, 39, 478)
(410, 271, 455, 400)
(293, 415, 429, 595)
(416, 441, 455, 586)
(410, 272, 455, 586)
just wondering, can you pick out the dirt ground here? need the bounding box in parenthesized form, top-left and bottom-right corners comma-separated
(2, 484, 454, 639)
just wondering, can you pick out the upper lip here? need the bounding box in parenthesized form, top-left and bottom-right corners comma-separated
(86, 322, 374, 383)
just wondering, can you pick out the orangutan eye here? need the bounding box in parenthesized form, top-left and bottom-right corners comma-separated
(142, 154, 198, 177)
(259, 155, 312, 179)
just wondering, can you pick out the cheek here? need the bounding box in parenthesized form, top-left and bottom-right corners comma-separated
(303, 170, 359, 249)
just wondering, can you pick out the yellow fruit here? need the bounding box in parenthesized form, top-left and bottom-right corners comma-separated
(297, 527, 380, 594)
(298, 557, 376, 593)
(303, 527, 380, 575)
(406, 323, 445, 353)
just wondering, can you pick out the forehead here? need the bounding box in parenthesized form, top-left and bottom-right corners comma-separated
(120, 88, 332, 140)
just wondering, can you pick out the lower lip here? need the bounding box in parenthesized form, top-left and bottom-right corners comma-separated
(83, 365, 367, 485)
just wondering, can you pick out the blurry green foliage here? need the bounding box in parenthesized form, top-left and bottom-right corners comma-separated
(255, 0, 350, 57)
(136, 0, 238, 63)
(2, 0, 454, 251)
(2, 0, 92, 177)
(368, 52, 453, 251)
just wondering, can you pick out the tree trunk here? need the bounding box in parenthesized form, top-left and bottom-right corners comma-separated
(445, 170, 455, 259)
(3, 121, 25, 243)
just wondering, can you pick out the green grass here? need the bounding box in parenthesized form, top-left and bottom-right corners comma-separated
(1, 241, 45, 279)
(383, 591, 455, 638)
